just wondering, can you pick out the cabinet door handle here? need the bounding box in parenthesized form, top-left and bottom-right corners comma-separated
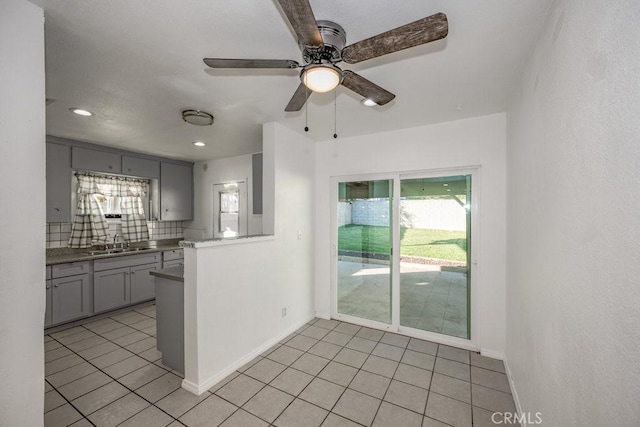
(46, 285, 50, 289)
(131, 271, 136, 275)
(54, 284, 59, 288)
(55, 207, 61, 211)
(108, 165, 113, 169)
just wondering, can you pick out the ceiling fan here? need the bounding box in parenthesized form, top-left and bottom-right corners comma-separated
(203, 0, 448, 112)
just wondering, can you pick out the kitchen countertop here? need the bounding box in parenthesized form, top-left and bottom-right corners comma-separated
(46, 238, 183, 265)
(149, 266, 184, 282)
(180, 234, 274, 249)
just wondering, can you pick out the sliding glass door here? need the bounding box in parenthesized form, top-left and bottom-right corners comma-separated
(399, 176, 471, 339)
(334, 172, 474, 341)
(336, 180, 393, 324)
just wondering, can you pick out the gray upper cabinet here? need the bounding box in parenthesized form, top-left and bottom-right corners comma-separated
(122, 156, 160, 179)
(160, 162, 193, 220)
(252, 153, 263, 214)
(72, 146, 122, 174)
(46, 143, 71, 222)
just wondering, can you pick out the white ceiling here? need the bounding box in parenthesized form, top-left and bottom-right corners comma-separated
(30, 0, 552, 161)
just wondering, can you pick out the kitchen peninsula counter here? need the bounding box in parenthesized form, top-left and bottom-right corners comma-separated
(180, 234, 274, 249)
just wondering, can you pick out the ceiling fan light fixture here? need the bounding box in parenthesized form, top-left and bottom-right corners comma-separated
(361, 98, 378, 107)
(182, 109, 214, 126)
(301, 64, 342, 93)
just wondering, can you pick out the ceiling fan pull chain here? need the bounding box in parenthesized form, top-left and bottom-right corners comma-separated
(333, 90, 338, 139)
(304, 85, 309, 132)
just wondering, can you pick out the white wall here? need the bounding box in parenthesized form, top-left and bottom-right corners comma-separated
(186, 153, 262, 240)
(182, 122, 315, 392)
(505, 1, 640, 424)
(315, 113, 507, 356)
(0, 0, 46, 425)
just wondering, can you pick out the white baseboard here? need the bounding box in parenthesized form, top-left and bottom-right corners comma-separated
(181, 313, 315, 395)
(480, 348, 504, 360)
(503, 355, 525, 427)
(315, 312, 330, 320)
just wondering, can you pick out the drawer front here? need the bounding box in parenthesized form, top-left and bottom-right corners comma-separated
(162, 259, 183, 269)
(94, 252, 162, 272)
(162, 249, 184, 261)
(52, 261, 91, 278)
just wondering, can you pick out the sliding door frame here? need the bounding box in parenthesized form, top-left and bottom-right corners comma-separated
(330, 167, 481, 350)
(330, 173, 397, 332)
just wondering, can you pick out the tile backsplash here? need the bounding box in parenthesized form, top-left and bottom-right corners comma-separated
(46, 221, 185, 248)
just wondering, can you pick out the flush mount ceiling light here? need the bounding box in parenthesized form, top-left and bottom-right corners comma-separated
(301, 64, 342, 93)
(193, 141, 206, 147)
(70, 108, 93, 116)
(361, 98, 378, 107)
(182, 109, 214, 126)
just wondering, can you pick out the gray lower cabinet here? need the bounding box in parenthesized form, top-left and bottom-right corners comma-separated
(51, 274, 91, 325)
(46, 262, 92, 327)
(130, 263, 161, 303)
(162, 249, 184, 268)
(45, 280, 52, 328)
(162, 259, 183, 268)
(94, 267, 130, 313)
(94, 252, 162, 313)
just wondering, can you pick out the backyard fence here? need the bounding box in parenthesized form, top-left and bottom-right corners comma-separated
(338, 199, 466, 231)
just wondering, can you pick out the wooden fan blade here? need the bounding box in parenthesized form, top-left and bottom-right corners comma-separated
(285, 83, 312, 112)
(341, 70, 395, 105)
(276, 0, 323, 47)
(203, 58, 300, 69)
(341, 12, 448, 64)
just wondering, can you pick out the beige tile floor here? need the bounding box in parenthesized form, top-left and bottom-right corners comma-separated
(338, 261, 469, 338)
(44, 304, 516, 426)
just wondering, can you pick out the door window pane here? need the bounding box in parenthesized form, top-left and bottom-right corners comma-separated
(337, 180, 393, 324)
(399, 176, 471, 339)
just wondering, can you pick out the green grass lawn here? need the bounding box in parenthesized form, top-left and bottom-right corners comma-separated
(338, 224, 467, 262)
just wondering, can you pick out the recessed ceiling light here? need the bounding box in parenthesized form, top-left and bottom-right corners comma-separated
(443, 183, 449, 186)
(70, 108, 93, 116)
(193, 141, 206, 147)
(361, 99, 377, 107)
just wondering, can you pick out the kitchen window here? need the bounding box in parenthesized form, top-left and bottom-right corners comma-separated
(68, 172, 151, 247)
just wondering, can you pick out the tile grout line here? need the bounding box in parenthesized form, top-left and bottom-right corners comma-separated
(44, 378, 97, 427)
(47, 326, 183, 425)
(47, 310, 511, 427)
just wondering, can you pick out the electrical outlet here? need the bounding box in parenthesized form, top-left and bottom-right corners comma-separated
(281, 307, 287, 317)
